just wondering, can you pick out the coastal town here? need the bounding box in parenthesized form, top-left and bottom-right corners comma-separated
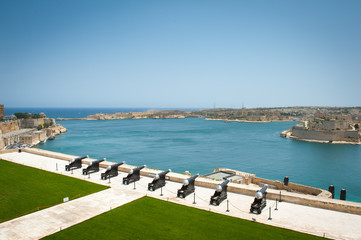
(0, 105, 67, 150)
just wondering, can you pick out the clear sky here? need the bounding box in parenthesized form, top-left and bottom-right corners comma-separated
(1, 0, 360, 108)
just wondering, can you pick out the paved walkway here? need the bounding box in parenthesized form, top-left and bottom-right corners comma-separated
(1, 152, 361, 240)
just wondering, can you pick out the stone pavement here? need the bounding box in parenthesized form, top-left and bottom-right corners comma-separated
(1, 152, 361, 240)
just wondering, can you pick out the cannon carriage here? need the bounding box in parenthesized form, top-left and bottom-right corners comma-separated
(250, 184, 268, 214)
(210, 179, 229, 206)
(65, 155, 88, 171)
(101, 162, 125, 180)
(148, 169, 171, 191)
(82, 158, 105, 175)
(123, 165, 146, 185)
(177, 174, 199, 198)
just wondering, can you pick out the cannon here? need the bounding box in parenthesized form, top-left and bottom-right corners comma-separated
(101, 162, 125, 180)
(82, 158, 105, 175)
(210, 179, 229, 206)
(123, 165, 147, 185)
(148, 169, 171, 191)
(65, 155, 89, 171)
(250, 184, 268, 214)
(177, 174, 199, 198)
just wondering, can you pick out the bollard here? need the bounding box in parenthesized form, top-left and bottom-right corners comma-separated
(56, 163, 58, 171)
(340, 189, 346, 200)
(193, 192, 196, 204)
(275, 199, 278, 211)
(268, 207, 272, 220)
(160, 187, 163, 196)
(71, 169, 73, 174)
(328, 185, 335, 199)
(283, 176, 289, 186)
(226, 200, 229, 212)
(133, 181, 136, 190)
(88, 173, 90, 179)
(108, 177, 111, 184)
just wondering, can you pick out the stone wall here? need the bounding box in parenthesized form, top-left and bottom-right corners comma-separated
(0, 120, 20, 134)
(292, 126, 359, 142)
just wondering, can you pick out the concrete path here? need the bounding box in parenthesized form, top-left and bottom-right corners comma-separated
(1, 152, 361, 240)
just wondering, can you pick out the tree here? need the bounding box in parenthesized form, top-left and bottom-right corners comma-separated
(14, 112, 30, 119)
(31, 114, 42, 119)
(355, 124, 359, 130)
(37, 124, 43, 130)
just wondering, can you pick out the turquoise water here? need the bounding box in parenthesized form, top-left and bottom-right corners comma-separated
(38, 118, 361, 202)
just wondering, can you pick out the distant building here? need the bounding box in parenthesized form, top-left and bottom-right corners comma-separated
(0, 104, 4, 120)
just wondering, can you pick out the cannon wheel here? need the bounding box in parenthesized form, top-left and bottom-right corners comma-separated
(257, 209, 261, 214)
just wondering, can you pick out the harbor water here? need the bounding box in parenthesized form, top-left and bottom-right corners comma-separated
(5, 108, 361, 202)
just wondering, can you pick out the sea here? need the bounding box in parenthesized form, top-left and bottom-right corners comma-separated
(5, 107, 361, 203)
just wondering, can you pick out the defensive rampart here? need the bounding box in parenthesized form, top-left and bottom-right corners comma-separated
(0, 120, 20, 134)
(291, 127, 359, 142)
(6, 148, 361, 215)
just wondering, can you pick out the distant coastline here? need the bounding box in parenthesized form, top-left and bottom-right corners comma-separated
(55, 107, 361, 145)
(56, 107, 303, 122)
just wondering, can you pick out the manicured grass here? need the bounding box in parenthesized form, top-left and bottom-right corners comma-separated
(44, 197, 323, 240)
(0, 159, 108, 222)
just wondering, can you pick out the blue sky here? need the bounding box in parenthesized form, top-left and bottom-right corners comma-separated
(1, 0, 360, 108)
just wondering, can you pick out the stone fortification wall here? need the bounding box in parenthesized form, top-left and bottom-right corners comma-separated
(309, 119, 350, 131)
(19, 118, 54, 129)
(0, 120, 20, 134)
(13, 148, 361, 215)
(292, 126, 359, 142)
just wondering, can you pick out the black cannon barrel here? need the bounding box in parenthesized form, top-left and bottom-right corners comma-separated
(216, 179, 230, 192)
(82, 158, 106, 175)
(183, 174, 199, 186)
(89, 158, 105, 165)
(108, 161, 125, 170)
(255, 184, 268, 199)
(70, 155, 89, 164)
(129, 165, 146, 174)
(154, 169, 171, 180)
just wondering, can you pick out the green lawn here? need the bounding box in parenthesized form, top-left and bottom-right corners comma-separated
(0, 159, 108, 222)
(44, 196, 323, 240)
